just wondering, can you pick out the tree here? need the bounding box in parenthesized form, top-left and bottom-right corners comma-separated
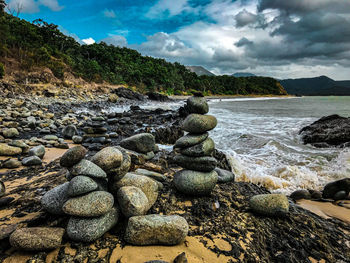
(0, 0, 5, 13)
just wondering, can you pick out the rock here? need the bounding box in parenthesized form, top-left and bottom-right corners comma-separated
(174, 132, 209, 149)
(310, 190, 322, 199)
(180, 137, 215, 157)
(334, 191, 348, 200)
(322, 178, 350, 199)
(3, 159, 21, 168)
(117, 186, 149, 217)
(174, 154, 217, 172)
(41, 182, 70, 215)
(62, 191, 114, 217)
(124, 214, 189, 245)
(28, 145, 45, 159)
(249, 194, 289, 217)
(0, 224, 17, 240)
(0, 180, 5, 197)
(114, 87, 145, 101)
(0, 143, 22, 156)
(62, 125, 78, 139)
(67, 176, 99, 197)
(60, 146, 87, 168)
(67, 206, 119, 242)
(299, 115, 350, 147)
(173, 170, 218, 195)
(135, 168, 167, 182)
(0, 196, 14, 207)
(9, 227, 65, 251)
(22, 156, 42, 166)
(174, 252, 188, 263)
(214, 167, 235, 183)
(113, 173, 158, 209)
(290, 190, 311, 201)
(120, 133, 156, 154)
(147, 92, 170, 102)
(70, 159, 107, 179)
(182, 114, 217, 134)
(72, 135, 83, 144)
(186, 96, 209, 114)
(43, 135, 58, 141)
(109, 148, 131, 181)
(91, 147, 123, 173)
(2, 128, 19, 138)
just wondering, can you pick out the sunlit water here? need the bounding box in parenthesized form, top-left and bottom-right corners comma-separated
(111, 96, 350, 194)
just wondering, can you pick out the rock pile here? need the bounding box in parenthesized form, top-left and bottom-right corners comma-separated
(173, 96, 218, 195)
(82, 117, 110, 145)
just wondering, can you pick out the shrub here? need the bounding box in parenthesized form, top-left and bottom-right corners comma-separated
(0, 62, 4, 79)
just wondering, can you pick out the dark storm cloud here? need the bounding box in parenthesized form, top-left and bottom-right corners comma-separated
(235, 9, 267, 28)
(235, 37, 253, 47)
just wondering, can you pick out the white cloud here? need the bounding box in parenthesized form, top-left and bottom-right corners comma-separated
(103, 9, 116, 18)
(100, 35, 127, 47)
(38, 0, 63, 11)
(146, 0, 193, 18)
(6, 0, 63, 13)
(82, 37, 95, 45)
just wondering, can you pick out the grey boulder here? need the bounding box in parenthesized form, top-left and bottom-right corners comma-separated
(41, 182, 70, 215)
(182, 114, 217, 134)
(174, 154, 217, 172)
(67, 176, 98, 197)
(215, 168, 235, 183)
(174, 132, 208, 149)
(180, 137, 215, 157)
(28, 145, 45, 159)
(186, 96, 209, 114)
(22, 156, 42, 166)
(173, 170, 218, 195)
(70, 159, 107, 179)
(120, 133, 155, 154)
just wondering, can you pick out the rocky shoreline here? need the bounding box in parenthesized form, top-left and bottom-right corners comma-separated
(1, 87, 350, 262)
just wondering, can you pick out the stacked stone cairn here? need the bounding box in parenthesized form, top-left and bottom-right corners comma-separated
(82, 116, 110, 145)
(173, 96, 218, 195)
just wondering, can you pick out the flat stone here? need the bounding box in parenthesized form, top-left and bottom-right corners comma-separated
(41, 183, 70, 215)
(113, 173, 158, 210)
(9, 227, 64, 251)
(180, 137, 215, 157)
(249, 194, 289, 217)
(135, 168, 166, 182)
(22, 156, 42, 166)
(3, 159, 21, 169)
(0, 143, 22, 156)
(186, 96, 209, 114)
(60, 146, 87, 168)
(91, 147, 123, 173)
(43, 135, 59, 141)
(174, 154, 217, 172)
(182, 114, 217, 134)
(117, 186, 149, 217)
(125, 214, 189, 245)
(28, 145, 45, 159)
(70, 159, 107, 179)
(174, 133, 209, 149)
(67, 206, 119, 242)
(63, 191, 114, 217)
(120, 133, 155, 154)
(215, 168, 235, 183)
(173, 170, 218, 195)
(67, 176, 98, 197)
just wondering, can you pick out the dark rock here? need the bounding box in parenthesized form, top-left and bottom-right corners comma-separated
(28, 145, 45, 159)
(0, 197, 14, 207)
(299, 115, 350, 147)
(174, 154, 217, 172)
(186, 96, 209, 114)
(62, 125, 78, 139)
(113, 87, 145, 101)
(147, 92, 170, 102)
(290, 190, 311, 201)
(120, 133, 156, 154)
(309, 190, 322, 199)
(0, 180, 5, 198)
(60, 146, 87, 168)
(174, 252, 188, 263)
(180, 137, 215, 157)
(334, 191, 348, 200)
(174, 132, 209, 149)
(3, 159, 21, 169)
(322, 178, 350, 199)
(22, 156, 42, 166)
(215, 167, 235, 183)
(173, 170, 218, 195)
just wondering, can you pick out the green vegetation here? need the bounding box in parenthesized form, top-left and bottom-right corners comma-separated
(0, 62, 4, 79)
(0, 11, 287, 95)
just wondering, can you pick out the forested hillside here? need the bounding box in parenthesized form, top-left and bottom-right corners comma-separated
(0, 6, 286, 95)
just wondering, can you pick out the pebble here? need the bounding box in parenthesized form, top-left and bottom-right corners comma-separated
(109, 146, 131, 181)
(215, 168, 235, 183)
(186, 96, 209, 114)
(2, 128, 19, 138)
(135, 168, 167, 182)
(180, 137, 215, 157)
(0, 180, 5, 197)
(290, 190, 311, 201)
(174, 132, 209, 149)
(62, 125, 78, 139)
(3, 159, 21, 169)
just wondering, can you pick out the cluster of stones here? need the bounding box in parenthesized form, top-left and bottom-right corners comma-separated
(81, 116, 112, 145)
(173, 96, 219, 195)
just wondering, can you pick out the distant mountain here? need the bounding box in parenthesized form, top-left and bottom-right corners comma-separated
(186, 66, 215, 76)
(232, 72, 256, 77)
(280, 76, 350, 96)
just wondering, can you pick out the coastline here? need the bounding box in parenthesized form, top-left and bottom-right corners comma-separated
(170, 94, 296, 100)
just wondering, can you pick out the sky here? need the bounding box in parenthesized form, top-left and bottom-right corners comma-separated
(5, 0, 350, 80)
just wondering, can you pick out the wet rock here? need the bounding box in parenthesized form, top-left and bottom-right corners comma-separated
(3, 159, 21, 168)
(135, 168, 166, 182)
(310, 190, 322, 199)
(67, 206, 119, 242)
(41, 182, 70, 215)
(62, 125, 78, 139)
(290, 190, 311, 201)
(180, 137, 215, 157)
(72, 135, 83, 144)
(334, 191, 348, 200)
(28, 145, 45, 159)
(70, 159, 107, 179)
(0, 196, 14, 207)
(67, 176, 98, 197)
(22, 156, 42, 166)
(120, 133, 156, 154)
(113, 173, 158, 209)
(109, 147, 131, 181)
(117, 186, 149, 217)
(63, 191, 114, 217)
(125, 214, 189, 245)
(174, 132, 209, 149)
(174, 155, 217, 172)
(114, 87, 145, 101)
(249, 194, 289, 217)
(173, 170, 218, 195)
(182, 114, 217, 134)
(0, 180, 5, 197)
(9, 227, 65, 251)
(2, 128, 19, 138)
(91, 147, 123, 173)
(322, 178, 350, 199)
(186, 96, 209, 114)
(0, 143, 22, 156)
(215, 167, 235, 183)
(146, 92, 170, 102)
(60, 146, 87, 168)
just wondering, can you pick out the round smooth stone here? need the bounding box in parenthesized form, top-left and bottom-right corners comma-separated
(70, 159, 107, 179)
(174, 154, 217, 172)
(180, 137, 215, 157)
(174, 132, 208, 149)
(249, 194, 289, 217)
(186, 96, 209, 114)
(182, 114, 217, 134)
(117, 186, 149, 217)
(60, 146, 87, 168)
(90, 147, 123, 173)
(67, 176, 99, 197)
